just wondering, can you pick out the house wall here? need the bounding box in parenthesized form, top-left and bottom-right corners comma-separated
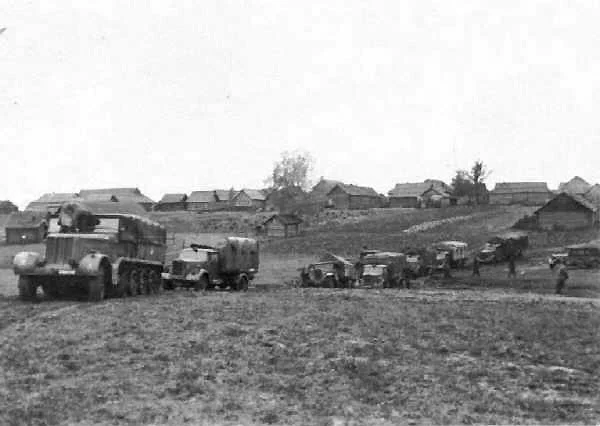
(6, 227, 44, 244)
(265, 221, 286, 237)
(233, 192, 253, 208)
(328, 187, 350, 210)
(490, 192, 550, 206)
(348, 195, 379, 210)
(188, 202, 210, 212)
(389, 197, 420, 208)
(155, 202, 187, 212)
(538, 211, 594, 230)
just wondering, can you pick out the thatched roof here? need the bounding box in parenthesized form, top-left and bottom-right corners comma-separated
(388, 182, 432, 198)
(79, 188, 154, 204)
(214, 190, 234, 202)
(491, 182, 550, 194)
(0, 200, 18, 211)
(584, 184, 600, 206)
(311, 179, 344, 194)
(61, 201, 149, 217)
(238, 189, 267, 201)
(6, 211, 47, 228)
(558, 176, 591, 195)
(264, 213, 303, 226)
(536, 192, 597, 213)
(188, 191, 217, 203)
(328, 183, 378, 197)
(159, 193, 187, 203)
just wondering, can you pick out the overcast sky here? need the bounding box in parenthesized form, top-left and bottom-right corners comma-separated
(2, 1, 599, 208)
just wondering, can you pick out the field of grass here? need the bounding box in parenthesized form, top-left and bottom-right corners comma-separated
(0, 290, 598, 425)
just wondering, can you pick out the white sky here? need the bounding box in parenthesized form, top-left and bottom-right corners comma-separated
(2, 1, 599, 209)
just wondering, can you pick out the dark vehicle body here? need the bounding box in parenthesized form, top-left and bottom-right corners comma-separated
(13, 207, 166, 302)
(433, 241, 468, 268)
(477, 231, 528, 264)
(163, 237, 259, 291)
(359, 251, 410, 288)
(300, 258, 357, 288)
(549, 242, 600, 269)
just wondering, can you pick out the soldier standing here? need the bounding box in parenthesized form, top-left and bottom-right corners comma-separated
(443, 253, 452, 278)
(472, 256, 480, 277)
(507, 255, 517, 279)
(555, 261, 569, 294)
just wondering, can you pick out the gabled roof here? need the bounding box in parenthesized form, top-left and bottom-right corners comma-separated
(60, 201, 149, 216)
(584, 184, 600, 205)
(311, 179, 344, 194)
(536, 192, 597, 213)
(424, 179, 452, 192)
(159, 193, 187, 203)
(188, 191, 217, 203)
(388, 182, 432, 198)
(79, 188, 154, 204)
(30, 193, 81, 204)
(491, 182, 550, 194)
(328, 183, 379, 197)
(238, 189, 267, 201)
(0, 200, 18, 210)
(81, 193, 119, 202)
(264, 213, 303, 226)
(214, 190, 234, 202)
(5, 211, 47, 228)
(558, 176, 591, 195)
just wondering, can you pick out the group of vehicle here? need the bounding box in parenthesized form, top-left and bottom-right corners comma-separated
(13, 201, 259, 302)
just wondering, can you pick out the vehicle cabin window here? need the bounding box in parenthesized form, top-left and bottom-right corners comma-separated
(179, 249, 208, 262)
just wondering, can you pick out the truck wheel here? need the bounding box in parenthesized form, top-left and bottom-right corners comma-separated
(115, 272, 128, 298)
(18, 276, 37, 301)
(194, 276, 208, 292)
(88, 269, 106, 302)
(238, 276, 249, 292)
(42, 280, 60, 300)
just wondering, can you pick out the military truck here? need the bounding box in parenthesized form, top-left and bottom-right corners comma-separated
(433, 241, 468, 268)
(549, 241, 600, 269)
(299, 253, 357, 288)
(476, 231, 528, 264)
(359, 251, 410, 288)
(162, 237, 259, 291)
(13, 201, 167, 302)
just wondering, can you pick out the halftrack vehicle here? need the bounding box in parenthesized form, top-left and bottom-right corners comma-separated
(162, 237, 259, 291)
(13, 201, 166, 302)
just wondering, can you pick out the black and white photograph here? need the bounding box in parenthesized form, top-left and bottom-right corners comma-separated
(1, 1, 599, 425)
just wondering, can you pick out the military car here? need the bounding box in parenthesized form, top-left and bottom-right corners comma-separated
(549, 241, 600, 269)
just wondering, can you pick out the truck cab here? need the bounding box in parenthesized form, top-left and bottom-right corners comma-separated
(163, 245, 220, 290)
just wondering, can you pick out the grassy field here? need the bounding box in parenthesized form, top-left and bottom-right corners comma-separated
(0, 290, 598, 425)
(1, 206, 599, 424)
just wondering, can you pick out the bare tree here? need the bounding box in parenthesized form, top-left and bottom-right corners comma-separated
(468, 160, 491, 204)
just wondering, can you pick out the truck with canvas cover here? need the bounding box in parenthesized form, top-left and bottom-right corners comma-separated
(476, 231, 528, 264)
(549, 241, 600, 269)
(299, 253, 357, 288)
(359, 251, 410, 288)
(13, 201, 167, 302)
(163, 237, 259, 291)
(433, 241, 468, 268)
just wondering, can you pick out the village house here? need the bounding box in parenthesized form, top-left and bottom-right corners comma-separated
(5, 211, 48, 244)
(489, 182, 551, 205)
(231, 189, 267, 210)
(262, 213, 303, 238)
(534, 192, 598, 230)
(558, 176, 591, 196)
(79, 188, 155, 211)
(422, 186, 455, 208)
(155, 193, 188, 212)
(214, 189, 235, 209)
(26, 193, 81, 214)
(187, 191, 218, 212)
(0, 200, 18, 214)
(388, 182, 432, 208)
(584, 184, 600, 207)
(327, 183, 380, 210)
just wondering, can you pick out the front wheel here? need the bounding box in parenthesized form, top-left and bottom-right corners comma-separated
(18, 276, 37, 301)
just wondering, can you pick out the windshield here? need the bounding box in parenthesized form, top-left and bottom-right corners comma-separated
(363, 265, 385, 276)
(48, 217, 120, 234)
(179, 249, 209, 262)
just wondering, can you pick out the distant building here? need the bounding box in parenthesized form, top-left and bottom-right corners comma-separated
(187, 191, 218, 212)
(214, 189, 235, 209)
(422, 187, 454, 208)
(262, 213, 303, 238)
(26, 193, 81, 214)
(558, 176, 592, 196)
(388, 182, 432, 208)
(489, 182, 551, 205)
(79, 188, 155, 211)
(327, 183, 380, 210)
(5, 211, 48, 244)
(0, 200, 18, 214)
(155, 193, 188, 212)
(534, 192, 598, 230)
(232, 189, 267, 210)
(584, 184, 600, 208)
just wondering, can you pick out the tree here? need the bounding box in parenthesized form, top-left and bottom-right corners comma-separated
(266, 150, 315, 191)
(451, 160, 491, 204)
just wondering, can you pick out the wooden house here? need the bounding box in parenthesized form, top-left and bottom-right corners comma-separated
(388, 182, 431, 208)
(214, 189, 235, 209)
(232, 189, 267, 210)
(0, 200, 18, 214)
(79, 188, 155, 211)
(584, 184, 600, 208)
(422, 187, 454, 208)
(534, 192, 598, 230)
(262, 214, 303, 238)
(5, 211, 48, 244)
(155, 193, 188, 211)
(187, 191, 218, 212)
(489, 182, 551, 205)
(327, 184, 380, 210)
(26, 193, 81, 214)
(558, 176, 591, 196)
